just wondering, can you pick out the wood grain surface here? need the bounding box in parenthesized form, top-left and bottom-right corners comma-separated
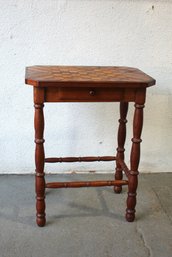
(25, 65, 155, 88)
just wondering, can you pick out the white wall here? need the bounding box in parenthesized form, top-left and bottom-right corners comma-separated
(0, 0, 172, 174)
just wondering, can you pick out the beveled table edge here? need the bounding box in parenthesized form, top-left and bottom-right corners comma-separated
(25, 65, 156, 88)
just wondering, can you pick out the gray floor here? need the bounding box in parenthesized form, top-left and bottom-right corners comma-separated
(0, 173, 171, 257)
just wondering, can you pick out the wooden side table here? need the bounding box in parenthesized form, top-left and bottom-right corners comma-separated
(25, 66, 155, 227)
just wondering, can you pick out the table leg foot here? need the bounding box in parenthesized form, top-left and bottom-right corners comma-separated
(36, 194, 46, 227)
(114, 185, 122, 194)
(126, 188, 137, 222)
(36, 216, 46, 227)
(126, 210, 135, 222)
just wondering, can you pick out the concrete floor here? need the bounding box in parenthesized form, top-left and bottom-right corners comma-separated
(0, 173, 171, 257)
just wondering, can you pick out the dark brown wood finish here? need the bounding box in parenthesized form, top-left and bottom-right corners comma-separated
(45, 156, 116, 163)
(34, 88, 46, 227)
(25, 65, 156, 226)
(114, 102, 128, 193)
(126, 91, 145, 222)
(46, 180, 128, 189)
(44, 87, 137, 102)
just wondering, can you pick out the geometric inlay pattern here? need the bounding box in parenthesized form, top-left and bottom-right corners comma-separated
(25, 65, 155, 87)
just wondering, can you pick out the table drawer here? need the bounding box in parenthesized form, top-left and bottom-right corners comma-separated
(45, 87, 136, 102)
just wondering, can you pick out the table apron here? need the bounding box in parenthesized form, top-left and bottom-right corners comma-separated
(43, 87, 139, 102)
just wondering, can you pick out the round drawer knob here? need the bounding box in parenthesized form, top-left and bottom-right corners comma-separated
(89, 90, 95, 96)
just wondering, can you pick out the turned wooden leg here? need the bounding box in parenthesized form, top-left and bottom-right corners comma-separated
(126, 103, 144, 222)
(114, 102, 128, 193)
(34, 103, 46, 227)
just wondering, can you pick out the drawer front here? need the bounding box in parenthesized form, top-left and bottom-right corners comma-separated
(45, 87, 136, 102)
